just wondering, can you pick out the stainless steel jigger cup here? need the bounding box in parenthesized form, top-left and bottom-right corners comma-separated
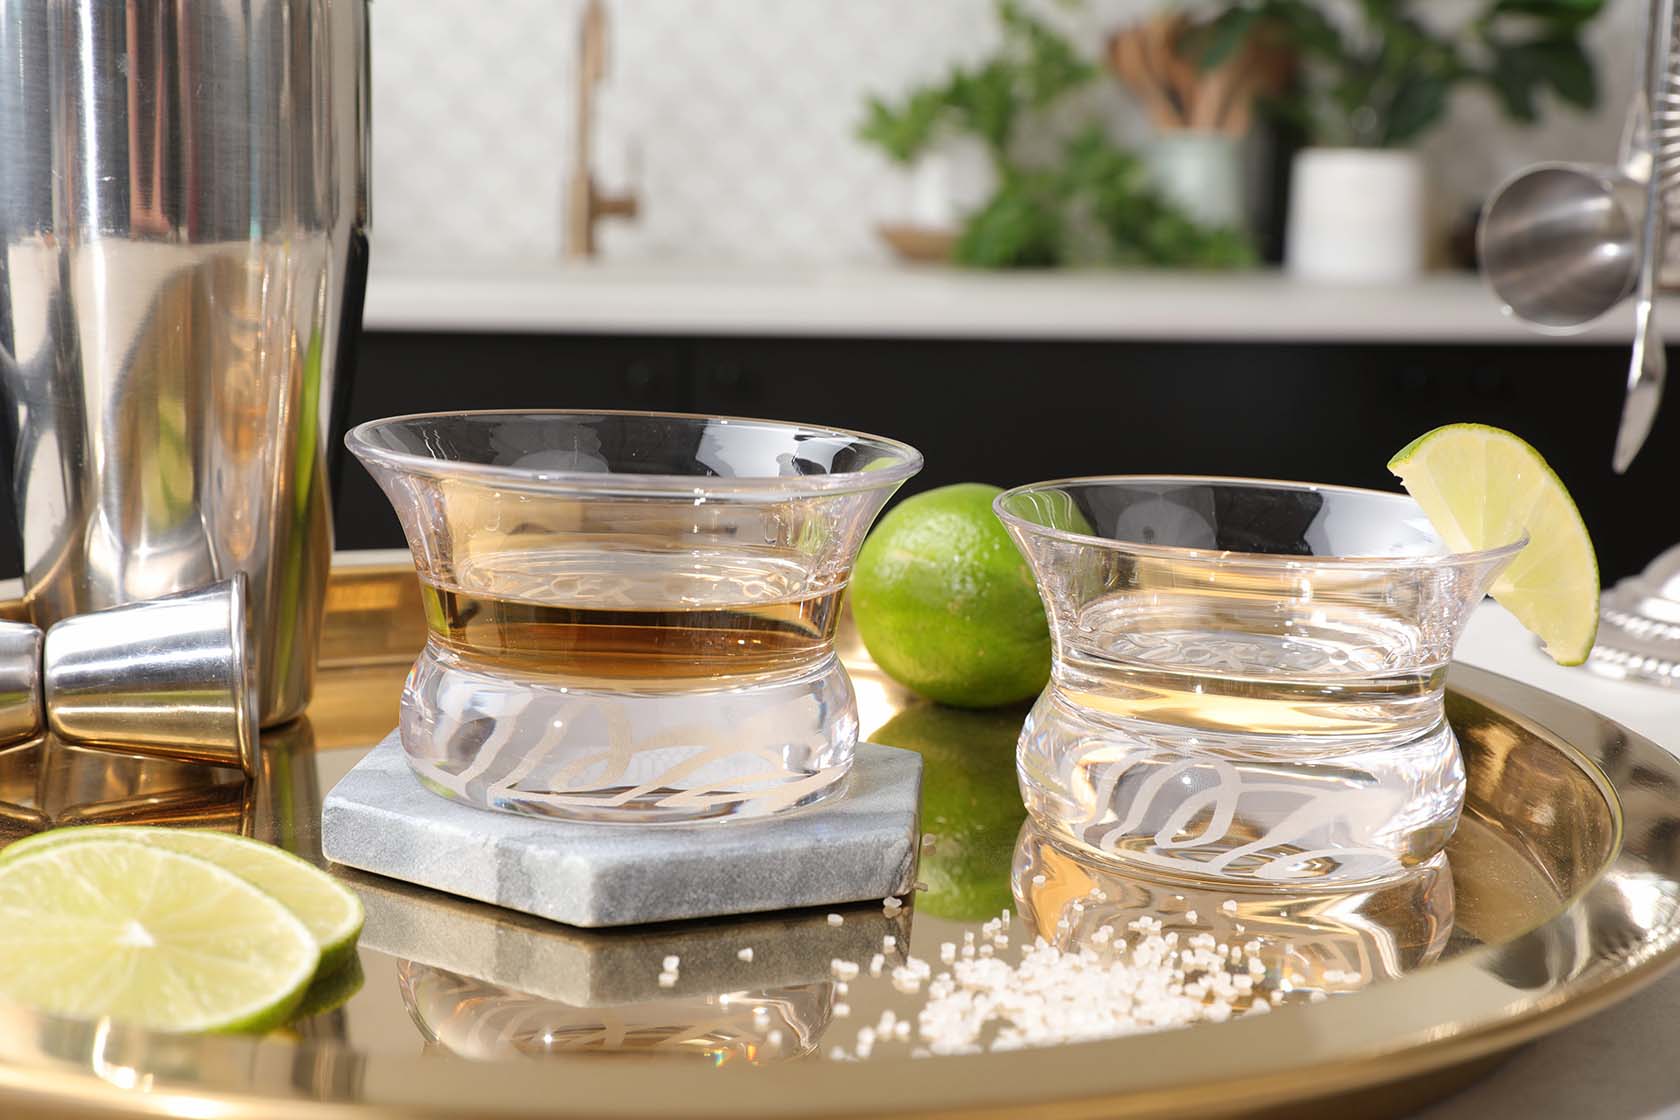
(1478, 161, 1646, 332)
(42, 578, 259, 776)
(0, 621, 43, 746)
(0, 0, 371, 727)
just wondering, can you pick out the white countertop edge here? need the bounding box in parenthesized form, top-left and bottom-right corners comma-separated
(362, 263, 1669, 344)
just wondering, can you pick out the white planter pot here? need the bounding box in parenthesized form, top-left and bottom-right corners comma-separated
(906, 136, 996, 229)
(1286, 148, 1426, 283)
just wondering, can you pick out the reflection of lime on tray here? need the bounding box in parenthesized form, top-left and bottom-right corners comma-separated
(870, 704, 1025, 921)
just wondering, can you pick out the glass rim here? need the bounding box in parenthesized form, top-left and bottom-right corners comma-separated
(344, 408, 925, 497)
(992, 474, 1530, 569)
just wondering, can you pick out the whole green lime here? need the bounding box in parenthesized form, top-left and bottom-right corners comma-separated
(852, 483, 1049, 708)
(870, 704, 1026, 922)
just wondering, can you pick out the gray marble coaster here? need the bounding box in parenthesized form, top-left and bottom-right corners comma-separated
(322, 731, 922, 928)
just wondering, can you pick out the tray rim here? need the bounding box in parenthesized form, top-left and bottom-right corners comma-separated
(0, 557, 1676, 1119)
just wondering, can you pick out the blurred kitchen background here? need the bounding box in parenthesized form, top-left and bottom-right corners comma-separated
(57, 0, 1675, 581)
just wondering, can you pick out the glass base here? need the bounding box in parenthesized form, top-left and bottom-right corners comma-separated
(399, 644, 857, 822)
(1017, 688, 1465, 886)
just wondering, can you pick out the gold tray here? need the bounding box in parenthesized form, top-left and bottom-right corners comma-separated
(1, 552, 1678, 1119)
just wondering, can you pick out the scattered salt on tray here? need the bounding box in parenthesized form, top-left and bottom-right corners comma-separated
(819, 908, 1315, 1059)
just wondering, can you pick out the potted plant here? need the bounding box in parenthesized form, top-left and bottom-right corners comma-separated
(858, 0, 1254, 270)
(1107, 11, 1292, 233)
(1197, 0, 1606, 282)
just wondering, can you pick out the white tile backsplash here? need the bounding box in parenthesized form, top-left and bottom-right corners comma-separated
(369, 0, 1642, 266)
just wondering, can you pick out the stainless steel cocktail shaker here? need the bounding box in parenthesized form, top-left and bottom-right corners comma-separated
(0, 0, 370, 726)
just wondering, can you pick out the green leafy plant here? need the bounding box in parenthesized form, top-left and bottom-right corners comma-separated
(1195, 0, 1607, 148)
(859, 1, 1253, 270)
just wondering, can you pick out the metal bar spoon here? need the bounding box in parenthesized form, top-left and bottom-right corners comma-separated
(1618, 0, 1677, 474)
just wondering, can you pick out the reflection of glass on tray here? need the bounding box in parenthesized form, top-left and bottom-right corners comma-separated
(1012, 826, 1454, 1007)
(346, 411, 921, 824)
(995, 478, 1524, 887)
(401, 963, 831, 1065)
(350, 869, 910, 1064)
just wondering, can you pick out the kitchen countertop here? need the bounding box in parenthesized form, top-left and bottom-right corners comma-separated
(1423, 601, 1680, 1120)
(363, 261, 1678, 344)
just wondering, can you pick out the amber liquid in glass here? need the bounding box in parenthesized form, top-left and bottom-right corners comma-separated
(419, 546, 842, 687)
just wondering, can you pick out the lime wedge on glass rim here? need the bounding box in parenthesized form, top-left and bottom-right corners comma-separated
(0, 841, 318, 1033)
(1388, 423, 1600, 665)
(1, 826, 363, 978)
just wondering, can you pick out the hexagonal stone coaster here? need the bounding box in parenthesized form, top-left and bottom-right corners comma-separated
(321, 730, 923, 928)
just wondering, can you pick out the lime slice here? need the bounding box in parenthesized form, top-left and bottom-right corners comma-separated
(0, 840, 318, 1032)
(2, 827, 363, 977)
(1388, 423, 1599, 665)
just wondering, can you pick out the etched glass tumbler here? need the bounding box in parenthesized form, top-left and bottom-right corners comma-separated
(348, 410, 921, 822)
(994, 478, 1524, 886)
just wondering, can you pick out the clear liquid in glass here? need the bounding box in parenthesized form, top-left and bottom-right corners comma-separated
(1018, 587, 1465, 885)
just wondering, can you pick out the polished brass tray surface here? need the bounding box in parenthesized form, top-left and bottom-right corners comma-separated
(0, 553, 1676, 1119)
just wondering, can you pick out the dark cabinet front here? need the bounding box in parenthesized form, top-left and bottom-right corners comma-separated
(325, 332, 1665, 585)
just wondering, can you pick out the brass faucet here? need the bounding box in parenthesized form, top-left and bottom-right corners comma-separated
(566, 0, 638, 258)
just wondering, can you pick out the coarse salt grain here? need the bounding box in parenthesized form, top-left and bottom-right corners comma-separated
(831, 959, 860, 981)
(834, 1002, 851, 1018)
(901, 922, 1285, 1057)
(1221, 899, 1238, 914)
(883, 934, 897, 952)
(737, 947, 754, 962)
(827, 913, 843, 926)
(662, 955, 680, 971)
(657, 971, 677, 988)
(869, 954, 885, 977)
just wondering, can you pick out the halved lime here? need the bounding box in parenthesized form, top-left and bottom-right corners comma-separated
(2, 827, 363, 977)
(0, 840, 318, 1032)
(1389, 423, 1599, 665)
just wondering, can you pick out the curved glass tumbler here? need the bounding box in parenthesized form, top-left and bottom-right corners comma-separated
(347, 410, 921, 823)
(994, 477, 1524, 886)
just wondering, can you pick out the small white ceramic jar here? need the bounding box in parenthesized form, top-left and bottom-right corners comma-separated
(1286, 148, 1427, 283)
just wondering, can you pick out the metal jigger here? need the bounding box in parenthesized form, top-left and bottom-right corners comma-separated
(0, 621, 43, 746)
(39, 576, 259, 775)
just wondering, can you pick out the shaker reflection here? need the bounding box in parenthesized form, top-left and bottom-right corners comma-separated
(1012, 825, 1454, 1003)
(17, 737, 252, 836)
